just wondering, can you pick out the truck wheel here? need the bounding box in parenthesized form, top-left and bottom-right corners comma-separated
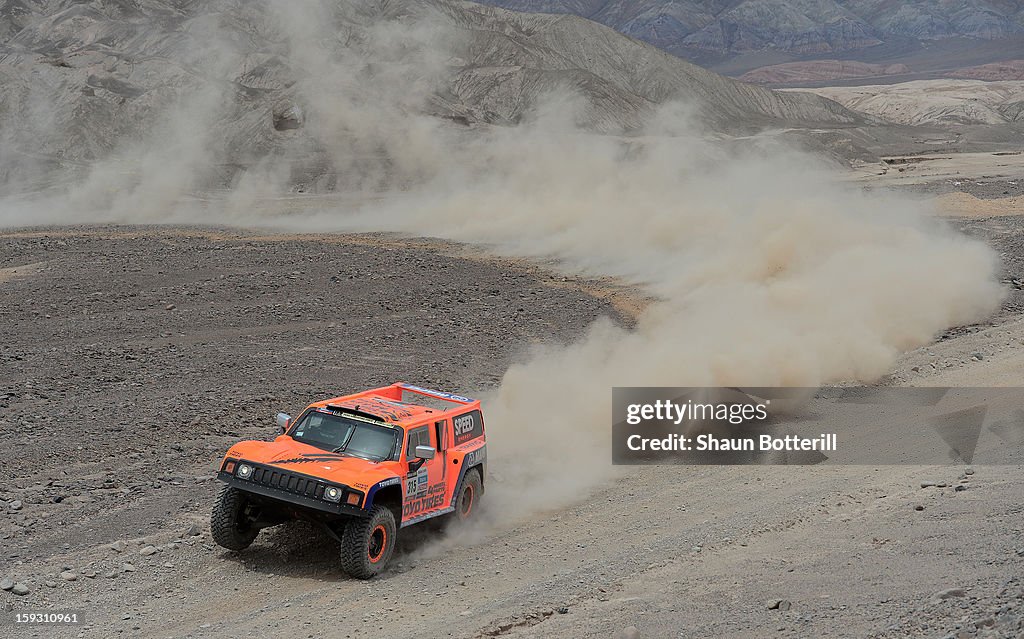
(340, 505, 397, 579)
(211, 486, 259, 551)
(454, 469, 482, 522)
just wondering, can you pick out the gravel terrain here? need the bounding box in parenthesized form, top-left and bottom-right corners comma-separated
(3, 3, 1023, 637)
(914, 178, 1024, 200)
(0, 225, 625, 632)
(1, 223, 1023, 638)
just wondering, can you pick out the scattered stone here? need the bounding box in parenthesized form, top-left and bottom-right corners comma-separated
(110, 540, 127, 553)
(165, 304, 176, 311)
(103, 570, 117, 579)
(44, 580, 57, 588)
(935, 588, 966, 600)
(0, 577, 13, 591)
(965, 468, 975, 475)
(971, 352, 984, 361)
(9, 500, 23, 511)
(11, 583, 29, 596)
(914, 505, 925, 511)
(615, 626, 641, 639)
(185, 524, 201, 537)
(83, 570, 96, 579)
(140, 545, 158, 556)
(122, 563, 136, 572)
(60, 571, 77, 582)
(921, 481, 937, 488)
(768, 599, 792, 611)
(557, 607, 569, 614)
(955, 485, 967, 492)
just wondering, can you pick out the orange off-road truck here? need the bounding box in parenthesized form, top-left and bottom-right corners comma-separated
(211, 383, 486, 578)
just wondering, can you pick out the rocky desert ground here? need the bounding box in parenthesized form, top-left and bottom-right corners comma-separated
(2, 171, 1024, 639)
(0, 215, 1022, 639)
(3, 1, 1024, 639)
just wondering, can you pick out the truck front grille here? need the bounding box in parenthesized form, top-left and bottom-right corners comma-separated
(250, 464, 329, 500)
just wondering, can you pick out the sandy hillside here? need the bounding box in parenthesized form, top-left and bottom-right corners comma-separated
(789, 79, 1024, 125)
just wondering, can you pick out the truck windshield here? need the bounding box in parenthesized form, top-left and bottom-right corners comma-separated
(289, 410, 400, 462)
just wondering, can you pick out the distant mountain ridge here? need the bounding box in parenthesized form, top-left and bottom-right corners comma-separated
(739, 60, 910, 84)
(0, 0, 867, 193)
(477, 1, 1024, 59)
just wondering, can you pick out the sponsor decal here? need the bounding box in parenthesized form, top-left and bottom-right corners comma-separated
(402, 384, 473, 403)
(453, 410, 483, 446)
(405, 466, 429, 496)
(463, 445, 486, 467)
(402, 482, 447, 518)
(326, 398, 414, 422)
(273, 453, 345, 465)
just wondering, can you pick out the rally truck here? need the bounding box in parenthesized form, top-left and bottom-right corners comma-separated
(211, 383, 486, 578)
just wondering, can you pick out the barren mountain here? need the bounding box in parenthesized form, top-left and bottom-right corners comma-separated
(478, 1, 1024, 67)
(740, 60, 909, 84)
(952, 59, 1024, 80)
(475, 0, 1024, 80)
(0, 0, 864, 193)
(793, 79, 1024, 125)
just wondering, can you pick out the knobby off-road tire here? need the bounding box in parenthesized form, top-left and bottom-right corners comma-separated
(211, 485, 259, 551)
(454, 468, 482, 523)
(340, 505, 397, 579)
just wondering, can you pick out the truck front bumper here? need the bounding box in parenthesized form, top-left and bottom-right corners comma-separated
(217, 462, 368, 519)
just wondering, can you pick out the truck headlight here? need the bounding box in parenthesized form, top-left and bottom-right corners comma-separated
(236, 464, 253, 479)
(324, 486, 342, 503)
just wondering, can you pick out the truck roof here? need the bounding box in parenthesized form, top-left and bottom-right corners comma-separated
(308, 383, 479, 427)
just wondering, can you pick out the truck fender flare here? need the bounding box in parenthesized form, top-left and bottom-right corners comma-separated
(449, 444, 487, 507)
(365, 477, 402, 510)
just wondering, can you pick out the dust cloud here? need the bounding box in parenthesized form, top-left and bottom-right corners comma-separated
(0, 1, 1004, 522)
(340, 105, 1003, 518)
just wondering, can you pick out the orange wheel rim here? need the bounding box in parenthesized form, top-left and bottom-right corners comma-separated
(460, 484, 474, 517)
(368, 525, 387, 563)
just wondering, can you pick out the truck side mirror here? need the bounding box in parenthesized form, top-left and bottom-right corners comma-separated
(408, 445, 436, 473)
(276, 412, 292, 433)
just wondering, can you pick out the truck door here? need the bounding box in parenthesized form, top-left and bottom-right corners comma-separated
(402, 425, 446, 523)
(434, 419, 448, 482)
